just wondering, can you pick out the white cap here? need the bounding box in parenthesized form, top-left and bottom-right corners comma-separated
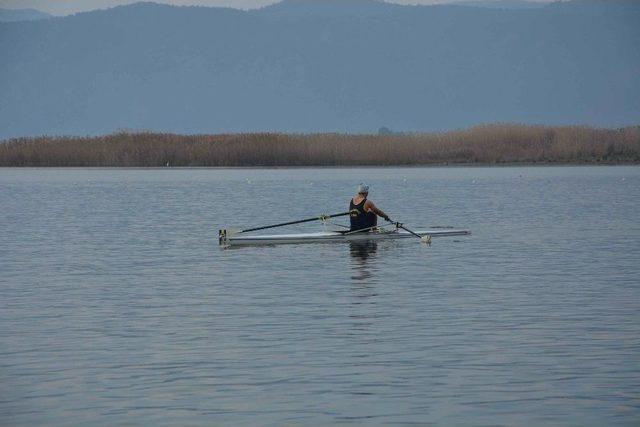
(357, 183, 369, 193)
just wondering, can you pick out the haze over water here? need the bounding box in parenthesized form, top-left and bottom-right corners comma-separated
(1, 166, 639, 425)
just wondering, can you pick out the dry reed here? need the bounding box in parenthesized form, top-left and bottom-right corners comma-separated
(1, 124, 638, 167)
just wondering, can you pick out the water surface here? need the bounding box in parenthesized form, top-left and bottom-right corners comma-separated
(1, 166, 639, 426)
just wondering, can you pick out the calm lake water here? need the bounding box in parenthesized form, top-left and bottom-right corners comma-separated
(1, 166, 639, 426)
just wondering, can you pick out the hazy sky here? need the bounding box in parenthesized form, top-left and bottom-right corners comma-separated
(0, 0, 554, 15)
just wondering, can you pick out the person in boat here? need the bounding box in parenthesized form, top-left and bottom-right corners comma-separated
(349, 183, 391, 232)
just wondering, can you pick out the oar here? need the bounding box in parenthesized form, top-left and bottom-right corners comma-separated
(219, 211, 351, 245)
(240, 211, 350, 233)
(395, 222, 432, 244)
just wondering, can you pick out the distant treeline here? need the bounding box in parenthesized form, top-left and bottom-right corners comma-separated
(1, 124, 639, 167)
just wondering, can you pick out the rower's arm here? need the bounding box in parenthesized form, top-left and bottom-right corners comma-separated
(365, 200, 391, 222)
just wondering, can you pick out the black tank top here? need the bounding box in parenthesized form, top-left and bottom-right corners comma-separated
(349, 198, 377, 232)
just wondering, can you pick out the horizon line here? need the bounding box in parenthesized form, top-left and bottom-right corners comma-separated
(0, 0, 562, 17)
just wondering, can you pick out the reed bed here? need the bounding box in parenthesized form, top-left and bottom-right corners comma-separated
(1, 124, 638, 167)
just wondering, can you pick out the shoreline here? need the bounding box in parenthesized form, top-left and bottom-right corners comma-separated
(2, 162, 639, 169)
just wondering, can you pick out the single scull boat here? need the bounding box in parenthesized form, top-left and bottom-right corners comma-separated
(219, 211, 470, 247)
(220, 228, 470, 246)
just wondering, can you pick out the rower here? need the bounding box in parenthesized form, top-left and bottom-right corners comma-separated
(349, 183, 391, 232)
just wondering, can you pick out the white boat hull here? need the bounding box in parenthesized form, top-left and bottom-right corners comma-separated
(221, 229, 470, 246)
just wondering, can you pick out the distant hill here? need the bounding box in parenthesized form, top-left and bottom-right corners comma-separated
(0, 0, 638, 139)
(0, 8, 51, 22)
(453, 1, 545, 9)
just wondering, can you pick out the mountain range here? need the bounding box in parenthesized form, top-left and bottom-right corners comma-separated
(1, 0, 638, 139)
(0, 8, 51, 22)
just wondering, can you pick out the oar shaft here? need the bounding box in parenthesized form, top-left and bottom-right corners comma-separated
(397, 223, 423, 239)
(241, 211, 351, 233)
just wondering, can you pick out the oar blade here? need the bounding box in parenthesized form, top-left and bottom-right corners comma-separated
(218, 228, 241, 246)
(420, 235, 432, 245)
